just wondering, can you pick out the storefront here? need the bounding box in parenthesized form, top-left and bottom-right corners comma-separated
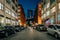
(50, 17, 54, 24)
(0, 16, 4, 26)
(6, 18, 11, 25)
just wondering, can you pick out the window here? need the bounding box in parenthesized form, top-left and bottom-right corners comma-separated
(44, 14, 46, 18)
(41, 10, 43, 14)
(50, 17, 54, 24)
(58, 14, 60, 20)
(48, 25, 53, 28)
(0, 3, 3, 10)
(5, 8, 11, 14)
(46, 11, 50, 16)
(46, 3, 50, 8)
(12, 6, 15, 11)
(48, 25, 55, 29)
(6, 0, 11, 5)
(50, 0, 55, 5)
(9, 10, 11, 14)
(58, 3, 60, 9)
(12, 13, 15, 17)
(5, 8, 9, 13)
(44, 7, 46, 11)
(6, 19, 10, 23)
(51, 6, 56, 13)
(41, 16, 43, 19)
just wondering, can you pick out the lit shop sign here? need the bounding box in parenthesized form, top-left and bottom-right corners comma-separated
(51, 6, 56, 13)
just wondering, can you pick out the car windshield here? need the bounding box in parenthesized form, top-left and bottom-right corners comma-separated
(15, 26, 20, 27)
(55, 25, 60, 29)
(39, 25, 44, 27)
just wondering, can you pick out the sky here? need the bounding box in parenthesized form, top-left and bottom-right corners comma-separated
(18, 0, 41, 18)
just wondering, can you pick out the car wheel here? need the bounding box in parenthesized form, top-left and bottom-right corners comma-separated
(54, 33, 59, 39)
(5, 32, 9, 37)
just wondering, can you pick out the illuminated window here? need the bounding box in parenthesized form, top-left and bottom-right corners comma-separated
(44, 7, 46, 11)
(41, 10, 43, 14)
(0, 3, 3, 10)
(46, 11, 50, 16)
(6, 19, 10, 23)
(5, 8, 11, 15)
(5, 8, 9, 13)
(51, 6, 56, 13)
(44, 14, 46, 18)
(12, 13, 15, 17)
(18, 9, 21, 12)
(9, 10, 11, 14)
(50, 17, 54, 24)
(58, 3, 60, 9)
(41, 16, 43, 19)
(46, 3, 50, 8)
(58, 14, 60, 20)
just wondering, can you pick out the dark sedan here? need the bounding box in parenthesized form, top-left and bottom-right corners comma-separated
(0, 26, 16, 37)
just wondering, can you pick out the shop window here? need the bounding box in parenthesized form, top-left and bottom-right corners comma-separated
(6, 19, 10, 23)
(46, 3, 50, 8)
(51, 6, 56, 13)
(0, 3, 3, 10)
(50, 17, 54, 24)
(58, 14, 60, 20)
(58, 3, 60, 9)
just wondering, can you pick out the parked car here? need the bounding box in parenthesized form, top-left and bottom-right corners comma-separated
(36, 25, 47, 31)
(0, 26, 16, 37)
(15, 25, 21, 32)
(47, 24, 60, 39)
(0, 26, 6, 37)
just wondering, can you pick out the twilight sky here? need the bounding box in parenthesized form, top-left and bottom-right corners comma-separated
(18, 0, 41, 18)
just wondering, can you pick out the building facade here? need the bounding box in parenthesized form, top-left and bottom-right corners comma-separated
(34, 2, 42, 25)
(18, 4, 26, 26)
(0, 0, 18, 26)
(41, 0, 60, 25)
